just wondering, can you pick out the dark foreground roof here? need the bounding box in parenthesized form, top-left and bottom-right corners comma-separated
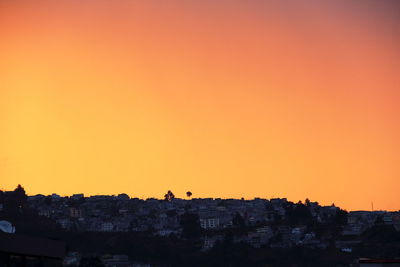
(0, 232, 65, 258)
(359, 258, 400, 263)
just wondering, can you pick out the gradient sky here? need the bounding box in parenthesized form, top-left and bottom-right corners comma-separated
(1, 0, 399, 211)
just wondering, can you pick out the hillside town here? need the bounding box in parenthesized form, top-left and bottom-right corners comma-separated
(25, 192, 400, 249)
(1, 186, 400, 266)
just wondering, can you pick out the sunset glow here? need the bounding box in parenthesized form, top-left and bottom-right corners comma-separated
(1, 0, 399, 211)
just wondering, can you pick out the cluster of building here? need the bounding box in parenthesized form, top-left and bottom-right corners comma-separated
(27, 193, 400, 252)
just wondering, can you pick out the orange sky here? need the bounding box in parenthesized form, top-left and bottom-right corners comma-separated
(1, 0, 399, 211)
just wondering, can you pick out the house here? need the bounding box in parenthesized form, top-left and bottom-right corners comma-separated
(383, 214, 393, 224)
(101, 222, 114, 232)
(71, 194, 84, 200)
(277, 225, 291, 240)
(51, 194, 62, 200)
(117, 194, 130, 201)
(63, 252, 80, 266)
(27, 194, 45, 201)
(247, 226, 273, 248)
(200, 218, 220, 229)
(38, 208, 52, 218)
(57, 218, 72, 229)
(202, 235, 224, 250)
(347, 214, 358, 224)
(156, 229, 179, 237)
(342, 224, 365, 236)
(270, 198, 287, 205)
(114, 221, 130, 232)
(301, 232, 322, 248)
(291, 226, 306, 244)
(69, 207, 83, 218)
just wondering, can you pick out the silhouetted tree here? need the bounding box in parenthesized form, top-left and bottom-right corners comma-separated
(305, 198, 311, 206)
(334, 208, 348, 226)
(164, 190, 175, 201)
(3, 184, 28, 217)
(180, 212, 201, 240)
(186, 191, 192, 198)
(14, 184, 27, 209)
(232, 212, 245, 228)
(44, 196, 52, 206)
(223, 230, 234, 245)
(0, 190, 4, 204)
(286, 202, 313, 226)
(109, 200, 119, 216)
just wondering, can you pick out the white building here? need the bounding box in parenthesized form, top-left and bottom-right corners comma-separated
(200, 218, 220, 229)
(101, 222, 114, 232)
